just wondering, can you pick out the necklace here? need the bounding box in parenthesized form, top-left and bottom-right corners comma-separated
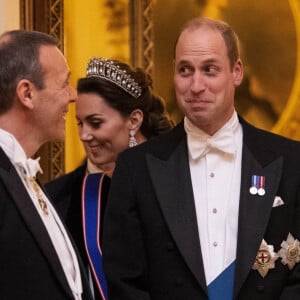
(30, 177, 49, 215)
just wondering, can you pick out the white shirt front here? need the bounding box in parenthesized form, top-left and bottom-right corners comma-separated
(185, 112, 243, 285)
(0, 129, 83, 300)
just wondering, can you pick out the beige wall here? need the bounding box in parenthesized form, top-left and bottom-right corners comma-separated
(0, 0, 19, 33)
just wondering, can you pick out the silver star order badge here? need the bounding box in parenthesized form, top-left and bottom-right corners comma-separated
(278, 233, 300, 270)
(252, 239, 278, 278)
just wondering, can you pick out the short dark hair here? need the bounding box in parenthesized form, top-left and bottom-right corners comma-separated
(0, 30, 57, 114)
(174, 17, 240, 70)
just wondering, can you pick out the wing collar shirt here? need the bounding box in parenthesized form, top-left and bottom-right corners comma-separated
(0, 128, 83, 300)
(184, 111, 243, 285)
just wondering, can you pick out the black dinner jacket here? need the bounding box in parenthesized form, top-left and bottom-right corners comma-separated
(0, 148, 93, 300)
(45, 163, 110, 300)
(103, 117, 300, 300)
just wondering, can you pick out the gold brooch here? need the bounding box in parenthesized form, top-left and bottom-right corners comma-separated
(278, 233, 300, 270)
(30, 177, 49, 215)
(252, 239, 278, 278)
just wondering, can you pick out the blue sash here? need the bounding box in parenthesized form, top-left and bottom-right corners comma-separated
(82, 173, 108, 299)
(207, 261, 235, 300)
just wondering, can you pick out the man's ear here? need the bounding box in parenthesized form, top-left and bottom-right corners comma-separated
(128, 109, 144, 131)
(16, 79, 34, 109)
(233, 59, 244, 87)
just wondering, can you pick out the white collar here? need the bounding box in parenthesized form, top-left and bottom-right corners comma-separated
(0, 129, 42, 177)
(184, 111, 240, 160)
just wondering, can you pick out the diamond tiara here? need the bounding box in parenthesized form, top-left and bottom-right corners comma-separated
(86, 57, 142, 99)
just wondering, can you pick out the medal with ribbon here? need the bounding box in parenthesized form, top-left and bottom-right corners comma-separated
(257, 176, 265, 196)
(249, 175, 265, 196)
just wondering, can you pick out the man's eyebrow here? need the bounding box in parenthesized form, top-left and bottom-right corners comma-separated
(176, 59, 191, 65)
(202, 58, 218, 64)
(176, 57, 218, 65)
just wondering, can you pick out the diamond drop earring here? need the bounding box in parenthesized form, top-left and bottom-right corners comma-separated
(129, 130, 137, 148)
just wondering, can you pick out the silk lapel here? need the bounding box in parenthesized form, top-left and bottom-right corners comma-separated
(146, 138, 207, 293)
(233, 144, 283, 298)
(0, 150, 74, 298)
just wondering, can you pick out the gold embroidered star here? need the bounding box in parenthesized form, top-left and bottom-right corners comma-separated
(252, 239, 278, 278)
(278, 233, 300, 270)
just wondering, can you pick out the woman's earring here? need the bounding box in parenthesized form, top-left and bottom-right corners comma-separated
(129, 130, 137, 148)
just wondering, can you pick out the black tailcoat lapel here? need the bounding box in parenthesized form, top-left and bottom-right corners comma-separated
(0, 148, 74, 298)
(146, 128, 207, 293)
(234, 143, 283, 298)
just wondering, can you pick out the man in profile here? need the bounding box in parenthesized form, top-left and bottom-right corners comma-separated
(0, 30, 93, 300)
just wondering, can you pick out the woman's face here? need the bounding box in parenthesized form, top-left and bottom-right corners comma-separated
(76, 92, 132, 169)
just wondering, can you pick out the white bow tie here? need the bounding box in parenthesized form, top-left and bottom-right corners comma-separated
(15, 157, 43, 178)
(188, 130, 237, 160)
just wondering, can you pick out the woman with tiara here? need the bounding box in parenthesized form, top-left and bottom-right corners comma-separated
(46, 57, 173, 300)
